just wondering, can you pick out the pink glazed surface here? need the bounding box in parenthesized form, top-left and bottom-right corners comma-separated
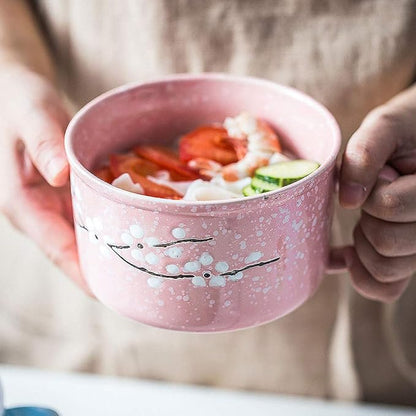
(65, 74, 341, 332)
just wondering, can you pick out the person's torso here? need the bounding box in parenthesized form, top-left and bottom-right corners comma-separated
(36, 0, 416, 140)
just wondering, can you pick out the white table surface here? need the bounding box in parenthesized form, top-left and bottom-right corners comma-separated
(1, 365, 415, 416)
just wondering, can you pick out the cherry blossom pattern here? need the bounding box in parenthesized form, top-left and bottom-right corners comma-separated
(81, 216, 114, 259)
(184, 251, 267, 287)
(119, 223, 162, 266)
(71, 183, 83, 217)
(117, 224, 211, 267)
(76, 217, 280, 289)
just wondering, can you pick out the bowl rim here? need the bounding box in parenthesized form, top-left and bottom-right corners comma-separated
(64, 72, 341, 207)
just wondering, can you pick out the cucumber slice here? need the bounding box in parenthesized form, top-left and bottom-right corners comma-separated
(255, 160, 320, 187)
(242, 184, 259, 197)
(251, 177, 281, 193)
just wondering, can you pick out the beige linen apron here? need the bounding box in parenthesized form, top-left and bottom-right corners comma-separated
(0, 0, 415, 405)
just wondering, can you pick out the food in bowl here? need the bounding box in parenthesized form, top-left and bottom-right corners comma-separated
(92, 112, 319, 201)
(65, 74, 341, 332)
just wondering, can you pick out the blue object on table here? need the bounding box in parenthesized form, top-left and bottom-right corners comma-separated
(0, 378, 58, 416)
(5, 408, 58, 416)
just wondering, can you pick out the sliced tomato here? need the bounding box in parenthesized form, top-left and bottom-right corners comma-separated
(109, 154, 181, 199)
(109, 153, 160, 178)
(134, 145, 201, 180)
(257, 120, 282, 152)
(128, 171, 182, 199)
(179, 126, 239, 165)
(93, 166, 114, 183)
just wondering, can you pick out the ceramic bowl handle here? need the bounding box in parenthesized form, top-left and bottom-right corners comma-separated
(325, 165, 400, 275)
(324, 165, 349, 274)
(326, 246, 351, 274)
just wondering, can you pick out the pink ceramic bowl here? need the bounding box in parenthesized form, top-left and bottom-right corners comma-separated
(65, 74, 341, 332)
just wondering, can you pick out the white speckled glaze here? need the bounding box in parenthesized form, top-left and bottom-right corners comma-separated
(65, 74, 341, 332)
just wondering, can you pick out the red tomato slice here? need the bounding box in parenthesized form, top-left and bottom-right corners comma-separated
(93, 166, 114, 183)
(134, 146, 201, 180)
(128, 172, 182, 199)
(109, 154, 182, 199)
(179, 126, 239, 165)
(109, 154, 160, 178)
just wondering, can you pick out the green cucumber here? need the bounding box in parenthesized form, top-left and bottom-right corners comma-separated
(242, 184, 260, 197)
(255, 160, 320, 187)
(251, 177, 281, 193)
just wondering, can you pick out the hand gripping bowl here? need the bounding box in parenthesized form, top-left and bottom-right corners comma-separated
(65, 74, 341, 332)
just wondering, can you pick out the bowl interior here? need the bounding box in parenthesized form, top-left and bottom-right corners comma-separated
(67, 75, 339, 173)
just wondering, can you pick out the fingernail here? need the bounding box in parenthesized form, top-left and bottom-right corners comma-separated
(340, 181, 366, 208)
(46, 157, 68, 182)
(378, 166, 399, 183)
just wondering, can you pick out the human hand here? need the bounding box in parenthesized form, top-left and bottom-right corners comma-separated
(340, 84, 416, 303)
(0, 65, 91, 294)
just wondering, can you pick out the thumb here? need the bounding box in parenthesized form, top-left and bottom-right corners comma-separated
(19, 106, 70, 187)
(339, 109, 400, 209)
